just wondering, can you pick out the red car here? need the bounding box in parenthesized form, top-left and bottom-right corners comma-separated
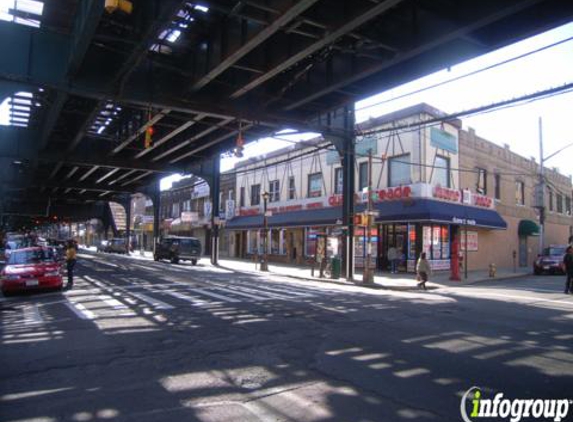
(1, 247, 63, 296)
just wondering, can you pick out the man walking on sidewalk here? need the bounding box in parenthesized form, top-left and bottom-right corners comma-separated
(65, 241, 77, 290)
(563, 246, 573, 294)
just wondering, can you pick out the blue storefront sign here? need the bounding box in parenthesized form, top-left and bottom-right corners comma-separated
(430, 127, 458, 153)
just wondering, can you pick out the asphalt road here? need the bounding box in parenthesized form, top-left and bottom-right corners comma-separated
(1, 251, 572, 422)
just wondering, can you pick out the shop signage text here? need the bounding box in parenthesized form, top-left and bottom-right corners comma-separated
(328, 186, 412, 206)
(432, 185, 494, 209)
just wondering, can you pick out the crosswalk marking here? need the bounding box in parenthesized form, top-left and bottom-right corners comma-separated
(22, 304, 43, 325)
(190, 288, 241, 303)
(221, 284, 292, 300)
(212, 286, 272, 301)
(245, 284, 314, 297)
(129, 292, 174, 310)
(65, 301, 95, 320)
(98, 295, 128, 310)
(162, 290, 210, 306)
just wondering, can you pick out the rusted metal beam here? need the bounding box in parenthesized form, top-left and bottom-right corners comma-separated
(229, 0, 405, 99)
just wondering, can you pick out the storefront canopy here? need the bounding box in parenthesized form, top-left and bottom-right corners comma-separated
(226, 199, 507, 230)
(225, 207, 342, 230)
(518, 219, 540, 236)
(372, 199, 507, 229)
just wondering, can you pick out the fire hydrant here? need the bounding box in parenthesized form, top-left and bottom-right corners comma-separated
(489, 263, 496, 278)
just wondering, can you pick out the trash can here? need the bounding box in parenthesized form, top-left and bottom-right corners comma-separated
(331, 256, 341, 279)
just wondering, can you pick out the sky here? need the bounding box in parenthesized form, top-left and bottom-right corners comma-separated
(156, 21, 573, 190)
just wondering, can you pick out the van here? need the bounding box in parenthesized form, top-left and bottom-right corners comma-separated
(154, 236, 201, 265)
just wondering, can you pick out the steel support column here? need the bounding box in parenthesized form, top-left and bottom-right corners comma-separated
(150, 180, 161, 254)
(122, 195, 132, 254)
(210, 158, 221, 266)
(322, 106, 355, 281)
(341, 110, 355, 281)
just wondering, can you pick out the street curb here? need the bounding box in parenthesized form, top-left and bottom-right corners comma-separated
(216, 264, 435, 292)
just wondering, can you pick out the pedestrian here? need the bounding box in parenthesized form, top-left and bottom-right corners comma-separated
(65, 240, 77, 290)
(416, 252, 432, 290)
(387, 246, 398, 273)
(562, 246, 573, 294)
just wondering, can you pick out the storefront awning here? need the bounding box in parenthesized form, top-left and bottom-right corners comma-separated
(372, 199, 507, 229)
(518, 219, 540, 236)
(225, 207, 342, 230)
(225, 199, 506, 230)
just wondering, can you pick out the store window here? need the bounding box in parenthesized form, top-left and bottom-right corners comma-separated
(270, 230, 281, 254)
(422, 224, 450, 260)
(269, 180, 280, 202)
(247, 230, 260, 254)
(288, 177, 296, 200)
(515, 181, 525, 205)
(334, 168, 343, 194)
(308, 173, 322, 198)
(434, 156, 450, 188)
(476, 168, 487, 194)
(358, 162, 368, 190)
(557, 194, 563, 214)
(240, 187, 245, 207)
(388, 154, 411, 187)
(305, 228, 319, 257)
(494, 173, 501, 200)
(251, 184, 261, 206)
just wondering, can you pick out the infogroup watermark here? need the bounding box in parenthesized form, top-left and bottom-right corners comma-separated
(460, 387, 572, 422)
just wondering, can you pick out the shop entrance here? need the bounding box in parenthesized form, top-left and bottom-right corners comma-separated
(380, 224, 409, 272)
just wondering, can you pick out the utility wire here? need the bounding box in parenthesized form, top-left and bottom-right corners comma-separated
(355, 35, 573, 113)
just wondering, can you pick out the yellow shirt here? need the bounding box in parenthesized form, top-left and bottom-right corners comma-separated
(66, 247, 77, 261)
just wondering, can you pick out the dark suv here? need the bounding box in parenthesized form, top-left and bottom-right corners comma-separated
(533, 245, 567, 275)
(154, 236, 201, 265)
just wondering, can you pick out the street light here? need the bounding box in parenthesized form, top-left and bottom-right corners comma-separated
(261, 191, 270, 272)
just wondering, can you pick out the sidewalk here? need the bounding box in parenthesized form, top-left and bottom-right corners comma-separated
(215, 258, 531, 291)
(111, 249, 531, 291)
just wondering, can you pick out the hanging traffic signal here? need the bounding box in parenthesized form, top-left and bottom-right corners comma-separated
(234, 131, 244, 157)
(144, 125, 154, 149)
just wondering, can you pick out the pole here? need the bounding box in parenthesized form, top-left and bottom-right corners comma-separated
(364, 149, 374, 284)
(538, 117, 545, 255)
(261, 194, 269, 271)
(464, 214, 468, 280)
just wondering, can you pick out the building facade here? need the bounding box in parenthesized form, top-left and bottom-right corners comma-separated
(223, 104, 573, 273)
(459, 128, 572, 270)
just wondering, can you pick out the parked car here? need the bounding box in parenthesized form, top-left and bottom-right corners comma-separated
(1, 247, 63, 296)
(97, 240, 109, 253)
(533, 245, 568, 275)
(154, 236, 201, 265)
(98, 238, 128, 254)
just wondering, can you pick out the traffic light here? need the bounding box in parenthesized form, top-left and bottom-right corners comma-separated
(353, 213, 365, 226)
(234, 131, 244, 157)
(144, 125, 154, 149)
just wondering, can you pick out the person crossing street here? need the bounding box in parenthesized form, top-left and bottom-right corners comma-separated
(65, 241, 77, 290)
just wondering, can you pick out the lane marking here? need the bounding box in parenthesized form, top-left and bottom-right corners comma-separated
(190, 288, 241, 303)
(129, 292, 174, 310)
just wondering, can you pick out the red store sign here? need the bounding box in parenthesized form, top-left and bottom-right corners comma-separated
(328, 186, 412, 206)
